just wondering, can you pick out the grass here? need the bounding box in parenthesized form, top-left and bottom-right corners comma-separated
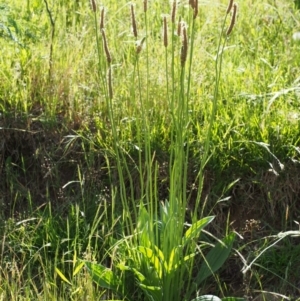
(1, 0, 300, 300)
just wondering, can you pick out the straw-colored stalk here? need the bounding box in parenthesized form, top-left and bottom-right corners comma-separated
(163, 16, 168, 48)
(177, 17, 182, 37)
(171, 1, 177, 24)
(100, 7, 105, 30)
(226, 3, 237, 36)
(101, 29, 112, 64)
(226, 0, 234, 14)
(193, 0, 198, 19)
(131, 4, 138, 38)
(107, 67, 113, 99)
(180, 23, 188, 67)
(144, 0, 147, 13)
(90, 0, 96, 12)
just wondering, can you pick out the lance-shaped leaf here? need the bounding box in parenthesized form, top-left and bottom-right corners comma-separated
(182, 216, 215, 247)
(85, 262, 122, 294)
(55, 267, 71, 285)
(195, 232, 235, 285)
(137, 246, 163, 279)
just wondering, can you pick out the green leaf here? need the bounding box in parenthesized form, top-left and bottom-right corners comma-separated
(73, 262, 84, 276)
(84, 262, 121, 294)
(137, 246, 163, 279)
(195, 232, 235, 284)
(139, 283, 162, 301)
(117, 263, 146, 282)
(182, 216, 215, 247)
(183, 252, 196, 262)
(166, 247, 176, 272)
(55, 267, 72, 285)
(139, 283, 161, 291)
(137, 206, 152, 248)
(153, 245, 165, 262)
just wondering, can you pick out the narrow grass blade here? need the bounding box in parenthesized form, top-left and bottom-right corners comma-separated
(73, 262, 85, 276)
(55, 267, 72, 285)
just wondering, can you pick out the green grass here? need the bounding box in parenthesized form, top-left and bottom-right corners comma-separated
(1, 0, 300, 300)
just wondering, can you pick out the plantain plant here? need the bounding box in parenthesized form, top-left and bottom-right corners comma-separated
(83, 1, 242, 300)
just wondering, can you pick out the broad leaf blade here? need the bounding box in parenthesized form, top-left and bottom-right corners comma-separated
(138, 246, 163, 279)
(117, 263, 146, 282)
(183, 216, 215, 247)
(195, 232, 235, 284)
(140, 283, 162, 301)
(85, 262, 121, 293)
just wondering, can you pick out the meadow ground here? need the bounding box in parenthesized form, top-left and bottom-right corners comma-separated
(1, 0, 300, 300)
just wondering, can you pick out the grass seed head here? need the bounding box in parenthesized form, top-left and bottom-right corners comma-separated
(163, 16, 168, 48)
(180, 23, 188, 67)
(171, 1, 177, 23)
(226, 0, 234, 14)
(177, 16, 182, 36)
(193, 0, 198, 19)
(136, 37, 146, 54)
(107, 67, 113, 99)
(144, 0, 148, 13)
(100, 7, 105, 30)
(226, 3, 238, 36)
(101, 29, 112, 64)
(189, 0, 195, 9)
(131, 4, 138, 38)
(90, 0, 97, 12)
